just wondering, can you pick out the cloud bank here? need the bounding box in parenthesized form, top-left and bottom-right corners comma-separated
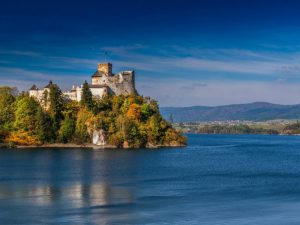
(1, 45, 300, 106)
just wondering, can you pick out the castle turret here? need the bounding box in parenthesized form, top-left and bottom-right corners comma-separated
(98, 63, 112, 76)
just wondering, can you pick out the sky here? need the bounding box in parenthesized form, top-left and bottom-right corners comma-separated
(2, 0, 300, 106)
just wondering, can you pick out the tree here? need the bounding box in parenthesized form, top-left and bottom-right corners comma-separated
(14, 96, 39, 132)
(0, 86, 17, 130)
(112, 95, 124, 115)
(127, 103, 141, 120)
(6, 130, 41, 146)
(74, 107, 93, 143)
(146, 115, 162, 145)
(58, 116, 76, 143)
(141, 103, 151, 121)
(92, 96, 112, 114)
(35, 107, 53, 143)
(81, 81, 93, 110)
(49, 83, 64, 134)
(11, 95, 47, 145)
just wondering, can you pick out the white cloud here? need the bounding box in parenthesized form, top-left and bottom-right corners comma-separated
(0, 50, 41, 57)
(2, 44, 300, 106)
(99, 45, 300, 76)
(0, 67, 87, 91)
(137, 77, 300, 106)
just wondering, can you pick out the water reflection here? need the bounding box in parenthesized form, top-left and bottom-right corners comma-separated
(0, 182, 134, 207)
(0, 149, 138, 225)
(0, 149, 137, 209)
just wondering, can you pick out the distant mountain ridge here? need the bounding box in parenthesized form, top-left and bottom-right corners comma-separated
(160, 102, 300, 122)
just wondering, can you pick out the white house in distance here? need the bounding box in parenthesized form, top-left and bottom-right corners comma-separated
(29, 62, 136, 102)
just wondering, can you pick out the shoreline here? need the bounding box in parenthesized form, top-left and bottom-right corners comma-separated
(0, 143, 186, 149)
(16, 143, 117, 149)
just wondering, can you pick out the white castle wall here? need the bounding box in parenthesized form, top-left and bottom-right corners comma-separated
(29, 63, 136, 102)
(91, 71, 135, 96)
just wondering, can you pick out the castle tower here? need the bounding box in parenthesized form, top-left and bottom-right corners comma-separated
(98, 63, 112, 76)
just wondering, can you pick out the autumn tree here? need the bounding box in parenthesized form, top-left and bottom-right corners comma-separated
(74, 107, 93, 143)
(10, 95, 44, 145)
(127, 103, 141, 120)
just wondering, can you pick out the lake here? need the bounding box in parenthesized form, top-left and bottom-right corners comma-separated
(1, 134, 300, 224)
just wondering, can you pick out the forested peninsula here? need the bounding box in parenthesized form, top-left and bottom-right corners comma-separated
(0, 85, 186, 148)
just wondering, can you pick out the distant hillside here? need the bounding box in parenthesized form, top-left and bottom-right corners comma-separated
(160, 102, 300, 122)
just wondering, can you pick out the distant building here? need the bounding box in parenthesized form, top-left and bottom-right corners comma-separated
(29, 63, 136, 102)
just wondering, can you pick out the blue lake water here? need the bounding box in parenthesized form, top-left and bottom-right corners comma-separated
(1, 134, 300, 224)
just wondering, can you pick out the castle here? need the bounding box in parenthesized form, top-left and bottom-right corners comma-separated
(29, 63, 136, 102)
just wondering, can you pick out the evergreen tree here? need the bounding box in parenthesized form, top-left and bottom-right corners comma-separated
(49, 83, 64, 135)
(81, 81, 93, 110)
(35, 107, 53, 143)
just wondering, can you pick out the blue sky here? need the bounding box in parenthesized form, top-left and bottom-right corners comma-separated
(2, 0, 300, 106)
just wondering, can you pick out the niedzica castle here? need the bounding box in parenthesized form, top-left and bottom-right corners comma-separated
(29, 63, 136, 102)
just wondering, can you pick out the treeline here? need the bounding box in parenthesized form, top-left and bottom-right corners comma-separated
(0, 83, 186, 148)
(198, 124, 279, 135)
(185, 122, 300, 135)
(282, 122, 300, 135)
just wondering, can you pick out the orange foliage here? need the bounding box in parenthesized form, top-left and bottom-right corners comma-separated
(164, 128, 187, 145)
(126, 103, 141, 120)
(6, 131, 41, 146)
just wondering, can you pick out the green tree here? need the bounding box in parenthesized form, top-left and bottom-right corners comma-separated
(0, 86, 17, 130)
(92, 96, 112, 114)
(146, 115, 162, 145)
(141, 103, 151, 121)
(49, 83, 64, 134)
(14, 96, 39, 132)
(35, 107, 53, 143)
(12, 95, 51, 145)
(58, 116, 76, 143)
(81, 81, 93, 110)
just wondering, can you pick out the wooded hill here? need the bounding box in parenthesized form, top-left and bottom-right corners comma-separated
(161, 102, 300, 122)
(0, 84, 186, 148)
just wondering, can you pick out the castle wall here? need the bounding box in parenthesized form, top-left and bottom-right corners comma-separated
(92, 71, 135, 96)
(90, 87, 108, 99)
(63, 87, 82, 101)
(108, 72, 136, 95)
(29, 63, 136, 103)
(29, 90, 45, 102)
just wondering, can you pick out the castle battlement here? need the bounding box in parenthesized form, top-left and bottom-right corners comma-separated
(29, 63, 136, 102)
